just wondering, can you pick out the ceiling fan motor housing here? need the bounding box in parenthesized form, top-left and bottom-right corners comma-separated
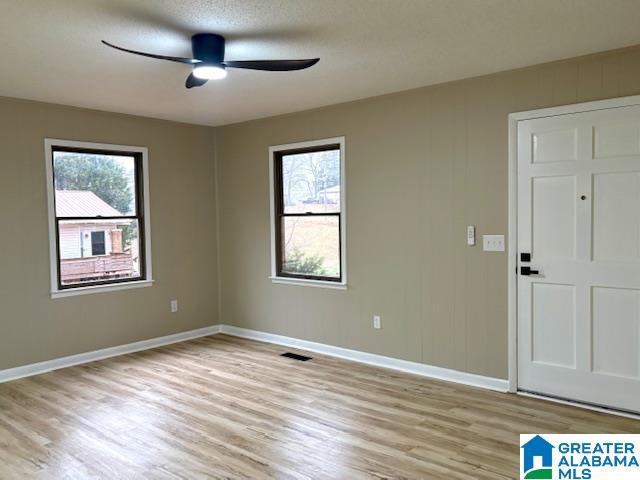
(192, 33, 225, 65)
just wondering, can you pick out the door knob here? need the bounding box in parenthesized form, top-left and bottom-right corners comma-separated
(520, 266, 539, 276)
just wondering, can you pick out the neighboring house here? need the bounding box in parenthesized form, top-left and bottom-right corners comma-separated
(56, 191, 137, 284)
(314, 184, 340, 204)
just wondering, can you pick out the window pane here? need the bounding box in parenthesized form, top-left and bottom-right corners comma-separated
(58, 219, 142, 286)
(53, 151, 137, 217)
(281, 216, 340, 278)
(91, 231, 106, 256)
(281, 149, 340, 214)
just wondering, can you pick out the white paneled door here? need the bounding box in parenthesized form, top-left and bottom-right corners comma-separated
(517, 104, 640, 413)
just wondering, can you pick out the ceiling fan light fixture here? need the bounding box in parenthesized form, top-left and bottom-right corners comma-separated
(193, 64, 227, 80)
(101, 34, 320, 89)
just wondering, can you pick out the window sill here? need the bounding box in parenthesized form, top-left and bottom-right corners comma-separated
(269, 276, 347, 290)
(51, 279, 154, 299)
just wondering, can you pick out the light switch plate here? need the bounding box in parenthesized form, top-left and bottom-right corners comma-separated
(467, 225, 475, 246)
(483, 235, 505, 252)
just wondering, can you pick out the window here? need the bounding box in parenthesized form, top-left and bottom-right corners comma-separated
(90, 231, 106, 256)
(45, 139, 152, 297)
(270, 137, 346, 287)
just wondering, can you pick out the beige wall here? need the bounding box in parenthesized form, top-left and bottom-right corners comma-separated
(0, 97, 218, 370)
(3, 45, 640, 379)
(216, 46, 640, 380)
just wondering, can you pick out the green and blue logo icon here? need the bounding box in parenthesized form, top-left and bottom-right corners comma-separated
(520, 434, 640, 479)
(521, 435, 554, 479)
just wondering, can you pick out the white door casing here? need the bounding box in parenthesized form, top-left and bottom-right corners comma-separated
(515, 102, 640, 413)
(81, 230, 92, 258)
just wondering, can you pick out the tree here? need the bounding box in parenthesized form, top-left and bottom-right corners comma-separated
(282, 150, 340, 205)
(302, 150, 340, 199)
(54, 154, 133, 214)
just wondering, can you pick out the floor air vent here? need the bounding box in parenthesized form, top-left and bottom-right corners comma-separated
(281, 352, 312, 361)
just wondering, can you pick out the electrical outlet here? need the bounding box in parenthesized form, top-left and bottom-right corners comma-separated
(373, 315, 381, 329)
(170, 299, 178, 313)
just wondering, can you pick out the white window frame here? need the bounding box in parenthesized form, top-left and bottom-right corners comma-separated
(44, 138, 154, 299)
(268, 136, 347, 289)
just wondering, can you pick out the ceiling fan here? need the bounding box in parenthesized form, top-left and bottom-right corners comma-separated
(102, 33, 320, 89)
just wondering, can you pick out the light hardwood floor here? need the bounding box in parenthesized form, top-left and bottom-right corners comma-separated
(0, 334, 638, 479)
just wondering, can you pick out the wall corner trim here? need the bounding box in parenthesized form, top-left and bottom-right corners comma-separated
(219, 325, 509, 392)
(0, 325, 221, 383)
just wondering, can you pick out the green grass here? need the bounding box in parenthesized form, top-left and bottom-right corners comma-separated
(524, 468, 552, 479)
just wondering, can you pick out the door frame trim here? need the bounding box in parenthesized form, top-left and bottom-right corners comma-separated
(507, 94, 640, 393)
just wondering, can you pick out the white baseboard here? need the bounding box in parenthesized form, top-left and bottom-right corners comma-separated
(219, 325, 509, 392)
(8, 322, 637, 417)
(0, 323, 508, 393)
(0, 325, 221, 383)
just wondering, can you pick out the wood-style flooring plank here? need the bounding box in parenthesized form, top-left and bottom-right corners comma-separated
(1, 334, 638, 479)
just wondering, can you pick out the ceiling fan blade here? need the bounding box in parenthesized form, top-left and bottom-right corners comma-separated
(185, 73, 208, 89)
(223, 58, 319, 71)
(102, 40, 199, 64)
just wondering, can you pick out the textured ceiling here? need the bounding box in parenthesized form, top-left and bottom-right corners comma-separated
(1, 0, 640, 126)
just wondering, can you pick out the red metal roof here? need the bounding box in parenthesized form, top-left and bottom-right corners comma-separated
(55, 190, 123, 217)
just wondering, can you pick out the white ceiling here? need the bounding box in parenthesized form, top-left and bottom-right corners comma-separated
(1, 0, 640, 126)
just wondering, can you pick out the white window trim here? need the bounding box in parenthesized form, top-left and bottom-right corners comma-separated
(44, 138, 153, 299)
(269, 136, 347, 289)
